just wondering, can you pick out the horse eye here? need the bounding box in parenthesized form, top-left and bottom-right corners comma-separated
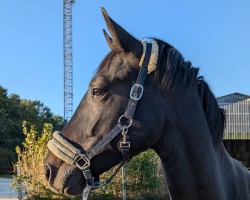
(92, 88, 106, 97)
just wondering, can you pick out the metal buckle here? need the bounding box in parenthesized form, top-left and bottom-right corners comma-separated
(120, 141, 130, 149)
(130, 84, 144, 101)
(74, 154, 90, 170)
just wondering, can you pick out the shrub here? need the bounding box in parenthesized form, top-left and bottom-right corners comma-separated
(13, 121, 170, 199)
(93, 150, 169, 199)
(13, 121, 65, 199)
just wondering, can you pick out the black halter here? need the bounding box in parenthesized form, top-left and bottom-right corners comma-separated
(47, 40, 155, 199)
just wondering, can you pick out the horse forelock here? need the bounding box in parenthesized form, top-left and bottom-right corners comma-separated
(155, 40, 225, 145)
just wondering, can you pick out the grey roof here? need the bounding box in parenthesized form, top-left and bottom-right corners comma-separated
(217, 92, 250, 107)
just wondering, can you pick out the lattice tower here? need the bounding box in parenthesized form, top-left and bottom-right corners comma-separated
(63, 0, 75, 121)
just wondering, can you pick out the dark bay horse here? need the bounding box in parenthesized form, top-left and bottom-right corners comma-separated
(44, 8, 250, 200)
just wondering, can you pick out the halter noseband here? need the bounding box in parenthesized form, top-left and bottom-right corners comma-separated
(47, 39, 159, 199)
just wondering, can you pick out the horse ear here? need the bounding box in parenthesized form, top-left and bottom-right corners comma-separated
(103, 29, 114, 49)
(101, 7, 143, 59)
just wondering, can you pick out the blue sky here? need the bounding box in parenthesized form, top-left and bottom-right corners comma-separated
(1, 1, 250, 116)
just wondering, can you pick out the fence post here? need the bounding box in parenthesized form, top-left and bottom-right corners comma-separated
(17, 165, 22, 200)
(122, 164, 126, 200)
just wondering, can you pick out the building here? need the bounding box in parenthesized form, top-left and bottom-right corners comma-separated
(217, 93, 250, 139)
(217, 93, 250, 168)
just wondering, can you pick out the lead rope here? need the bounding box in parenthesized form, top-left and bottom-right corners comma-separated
(121, 124, 129, 200)
(82, 162, 125, 200)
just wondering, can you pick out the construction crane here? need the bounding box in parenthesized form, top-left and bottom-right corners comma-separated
(63, 0, 74, 121)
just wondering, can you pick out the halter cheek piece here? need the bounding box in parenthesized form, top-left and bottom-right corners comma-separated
(47, 39, 159, 199)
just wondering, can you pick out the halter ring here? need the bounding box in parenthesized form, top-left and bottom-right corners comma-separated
(118, 115, 132, 129)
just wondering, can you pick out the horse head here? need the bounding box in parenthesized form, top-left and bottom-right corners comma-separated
(44, 8, 168, 196)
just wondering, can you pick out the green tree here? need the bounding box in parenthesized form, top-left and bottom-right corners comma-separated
(0, 85, 65, 173)
(0, 86, 10, 144)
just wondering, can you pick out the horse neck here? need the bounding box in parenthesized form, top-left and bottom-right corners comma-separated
(151, 85, 250, 200)
(154, 90, 227, 200)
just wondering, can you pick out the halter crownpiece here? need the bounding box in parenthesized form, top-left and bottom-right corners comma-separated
(47, 39, 159, 200)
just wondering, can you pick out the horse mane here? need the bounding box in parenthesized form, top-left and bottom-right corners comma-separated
(155, 39, 225, 145)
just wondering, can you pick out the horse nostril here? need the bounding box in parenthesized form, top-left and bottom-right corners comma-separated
(45, 164, 51, 182)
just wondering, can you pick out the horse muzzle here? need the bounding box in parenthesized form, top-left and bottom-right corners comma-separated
(45, 157, 85, 196)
